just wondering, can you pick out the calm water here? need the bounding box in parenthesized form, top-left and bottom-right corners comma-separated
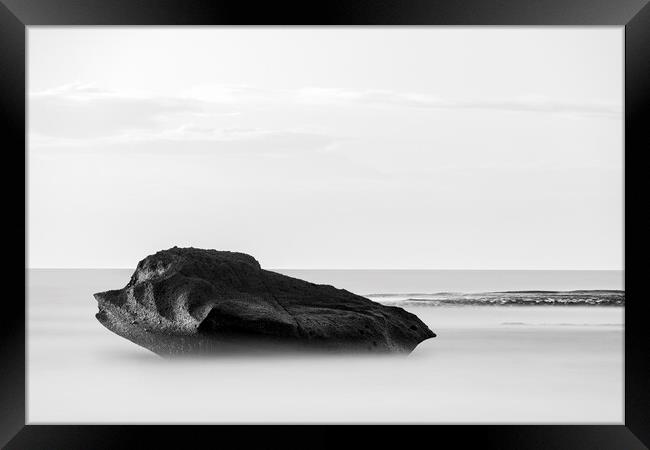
(28, 269, 623, 423)
(277, 269, 623, 294)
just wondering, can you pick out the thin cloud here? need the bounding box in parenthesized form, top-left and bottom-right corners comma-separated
(29, 83, 210, 139)
(29, 83, 340, 154)
(185, 84, 623, 119)
(296, 88, 622, 119)
(29, 127, 339, 159)
(29, 82, 621, 148)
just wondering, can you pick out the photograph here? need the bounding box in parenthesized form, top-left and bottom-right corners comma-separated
(27, 26, 624, 424)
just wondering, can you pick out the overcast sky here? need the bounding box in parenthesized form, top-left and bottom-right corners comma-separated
(28, 27, 623, 269)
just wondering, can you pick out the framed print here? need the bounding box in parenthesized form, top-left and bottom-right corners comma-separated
(1, 0, 648, 448)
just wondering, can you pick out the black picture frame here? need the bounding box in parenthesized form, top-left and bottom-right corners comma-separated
(2, 0, 647, 448)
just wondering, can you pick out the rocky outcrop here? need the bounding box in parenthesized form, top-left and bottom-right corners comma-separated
(93, 247, 435, 356)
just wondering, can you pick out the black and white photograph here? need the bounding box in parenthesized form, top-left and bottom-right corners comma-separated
(25, 26, 626, 425)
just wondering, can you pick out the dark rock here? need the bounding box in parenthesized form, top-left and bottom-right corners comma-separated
(93, 247, 436, 356)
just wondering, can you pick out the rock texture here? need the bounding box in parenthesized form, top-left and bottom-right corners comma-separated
(94, 247, 436, 356)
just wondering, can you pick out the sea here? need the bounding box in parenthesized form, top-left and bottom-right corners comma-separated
(28, 269, 624, 424)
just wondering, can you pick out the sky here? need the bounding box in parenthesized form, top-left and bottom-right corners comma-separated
(27, 27, 623, 269)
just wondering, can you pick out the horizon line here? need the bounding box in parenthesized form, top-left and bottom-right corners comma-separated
(26, 267, 625, 271)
